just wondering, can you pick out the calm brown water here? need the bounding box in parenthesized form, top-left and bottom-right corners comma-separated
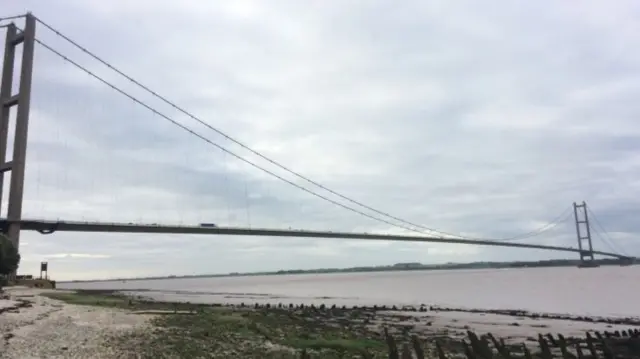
(59, 266, 640, 318)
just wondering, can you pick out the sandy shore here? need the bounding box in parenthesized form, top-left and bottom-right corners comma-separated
(0, 287, 155, 359)
(1, 288, 638, 358)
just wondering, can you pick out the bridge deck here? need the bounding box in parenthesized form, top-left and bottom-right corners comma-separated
(3, 219, 629, 259)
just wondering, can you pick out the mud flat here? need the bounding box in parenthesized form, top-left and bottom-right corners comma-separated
(1, 288, 639, 358)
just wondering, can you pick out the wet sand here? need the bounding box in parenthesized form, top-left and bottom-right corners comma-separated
(1, 287, 638, 358)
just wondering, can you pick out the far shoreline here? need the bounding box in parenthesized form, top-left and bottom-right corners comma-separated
(59, 257, 633, 283)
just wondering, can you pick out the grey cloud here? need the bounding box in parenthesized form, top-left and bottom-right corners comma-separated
(4, 0, 640, 280)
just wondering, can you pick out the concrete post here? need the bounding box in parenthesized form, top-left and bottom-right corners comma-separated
(0, 23, 17, 216)
(6, 13, 37, 252)
(581, 201, 595, 261)
(0, 14, 36, 278)
(572, 202, 582, 253)
(573, 201, 596, 267)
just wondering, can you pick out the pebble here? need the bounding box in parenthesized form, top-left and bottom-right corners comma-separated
(0, 287, 155, 358)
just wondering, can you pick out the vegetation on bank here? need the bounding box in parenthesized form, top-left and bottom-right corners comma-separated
(0, 234, 20, 288)
(42, 290, 640, 359)
(44, 290, 391, 358)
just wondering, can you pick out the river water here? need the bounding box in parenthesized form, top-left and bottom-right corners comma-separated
(58, 266, 640, 318)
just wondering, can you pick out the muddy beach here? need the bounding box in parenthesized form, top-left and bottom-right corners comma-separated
(1, 287, 639, 358)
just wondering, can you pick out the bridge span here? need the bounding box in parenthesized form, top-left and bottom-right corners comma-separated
(0, 15, 633, 270)
(5, 219, 631, 260)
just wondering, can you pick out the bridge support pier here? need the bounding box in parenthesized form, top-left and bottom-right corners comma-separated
(0, 13, 36, 276)
(573, 201, 599, 268)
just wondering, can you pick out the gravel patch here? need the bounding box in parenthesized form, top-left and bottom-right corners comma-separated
(0, 287, 155, 359)
(0, 300, 19, 311)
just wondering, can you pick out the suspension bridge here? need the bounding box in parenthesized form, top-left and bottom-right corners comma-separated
(0, 13, 635, 271)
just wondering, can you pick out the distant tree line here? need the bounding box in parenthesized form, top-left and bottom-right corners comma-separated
(73, 257, 634, 283)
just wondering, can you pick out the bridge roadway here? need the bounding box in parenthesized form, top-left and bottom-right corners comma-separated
(4, 219, 630, 260)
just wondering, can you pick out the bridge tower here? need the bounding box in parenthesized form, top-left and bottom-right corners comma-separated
(573, 201, 598, 268)
(0, 13, 36, 275)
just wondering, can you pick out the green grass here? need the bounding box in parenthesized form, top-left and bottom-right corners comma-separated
(42, 291, 128, 307)
(283, 338, 384, 352)
(127, 309, 386, 358)
(45, 290, 605, 359)
(44, 290, 393, 358)
(42, 290, 214, 311)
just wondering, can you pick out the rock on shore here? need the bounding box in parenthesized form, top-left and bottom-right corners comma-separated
(0, 287, 155, 358)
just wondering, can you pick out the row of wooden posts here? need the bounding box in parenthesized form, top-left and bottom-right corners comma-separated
(296, 328, 640, 359)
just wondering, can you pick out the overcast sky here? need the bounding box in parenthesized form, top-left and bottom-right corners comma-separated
(2, 0, 639, 281)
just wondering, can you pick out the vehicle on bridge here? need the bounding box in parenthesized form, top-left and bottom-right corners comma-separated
(200, 223, 217, 228)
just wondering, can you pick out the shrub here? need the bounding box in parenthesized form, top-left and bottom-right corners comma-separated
(0, 234, 20, 277)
